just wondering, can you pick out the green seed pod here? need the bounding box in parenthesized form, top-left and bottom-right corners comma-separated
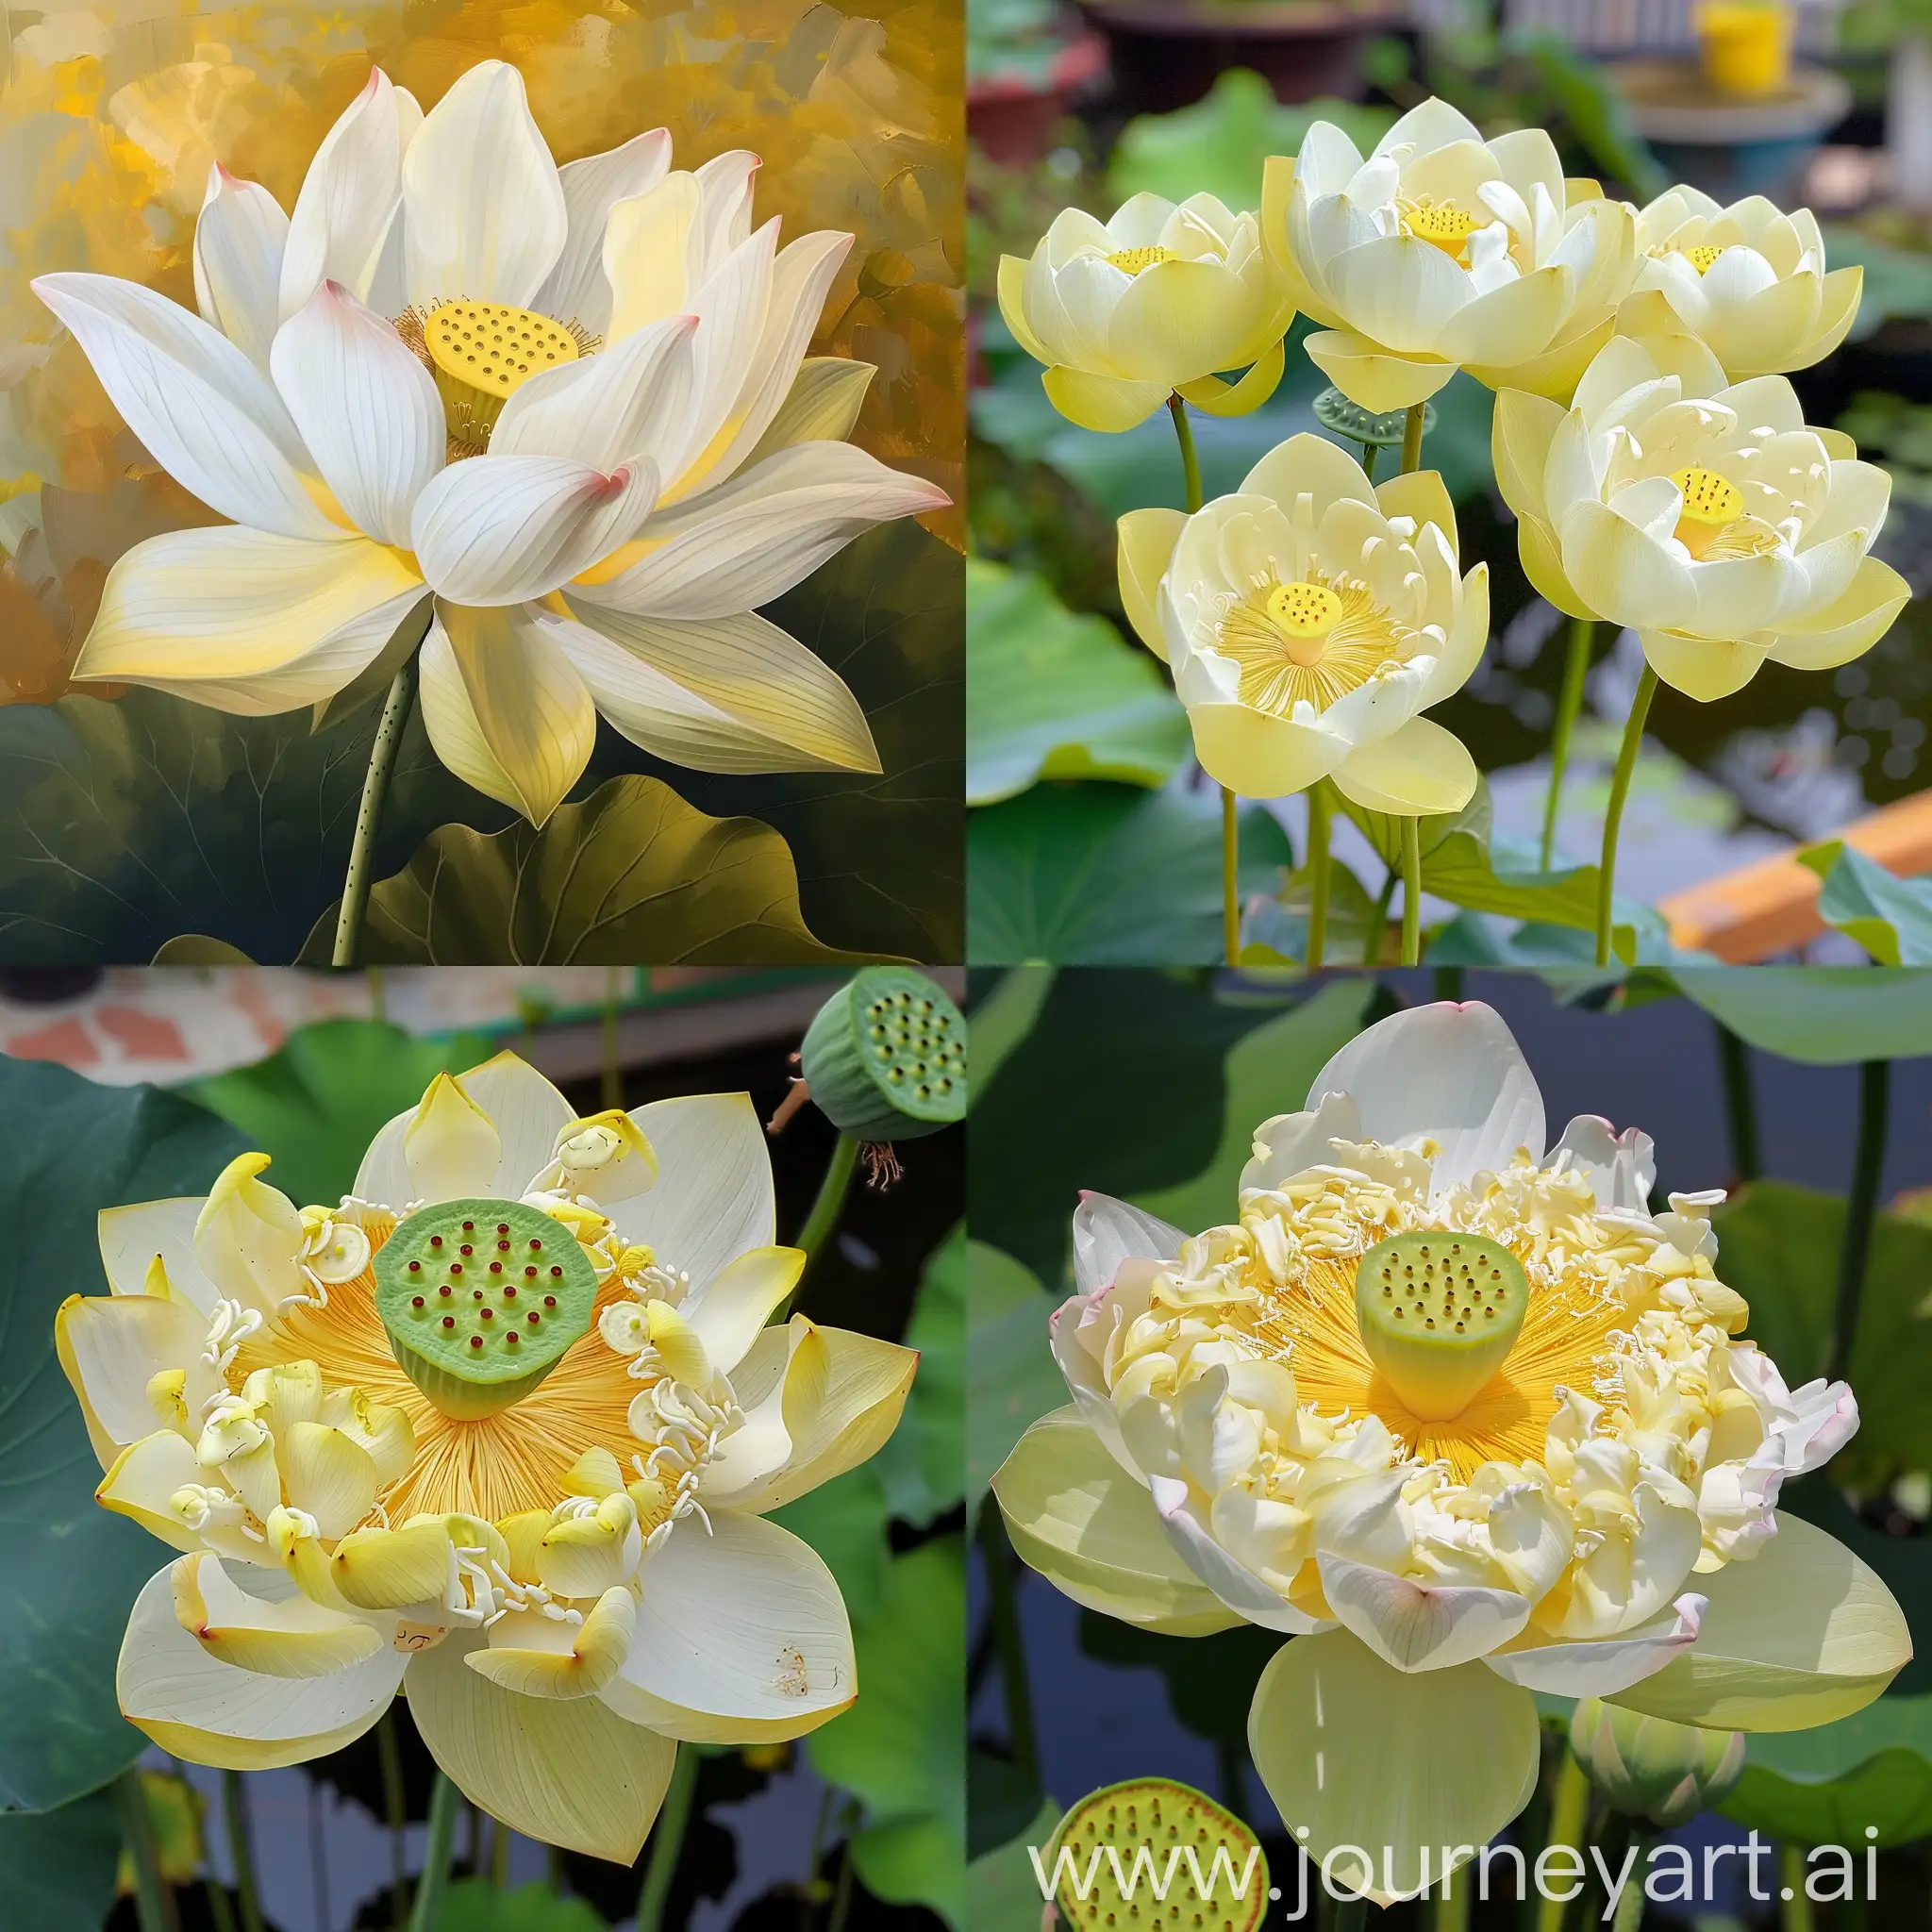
(1048, 1779, 1269, 1932)
(1569, 1697, 1745, 1827)
(1354, 1228, 1529, 1420)
(798, 968, 965, 1142)
(375, 1197, 599, 1420)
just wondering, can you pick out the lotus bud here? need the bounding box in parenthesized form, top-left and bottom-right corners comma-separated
(1569, 1697, 1745, 1825)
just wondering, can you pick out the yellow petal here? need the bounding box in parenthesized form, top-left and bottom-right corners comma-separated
(194, 1153, 304, 1318)
(643, 1301, 711, 1387)
(1607, 1512, 1909, 1731)
(1330, 716, 1478, 816)
(682, 1245, 805, 1374)
(467, 1585, 638, 1698)
(1490, 389, 1565, 524)
(1187, 702, 1341, 799)
(1117, 508, 1187, 659)
(327, 1390, 415, 1488)
(537, 1493, 642, 1601)
(996, 253, 1056, 367)
(1305, 330, 1457, 414)
(407, 1628, 675, 1858)
(1175, 338, 1286, 419)
(280, 1423, 379, 1540)
(1041, 365, 1171, 434)
(97, 1431, 208, 1553)
(1249, 1630, 1540, 1905)
(1639, 630, 1765, 703)
(331, 1520, 457, 1609)
(1517, 511, 1594, 622)
(173, 1551, 384, 1679)
(1374, 469, 1458, 556)
(56, 1291, 207, 1465)
(404, 1071, 503, 1203)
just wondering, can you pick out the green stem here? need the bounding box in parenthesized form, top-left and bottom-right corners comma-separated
(1780, 1845, 1815, 1932)
(377, 1708, 412, 1931)
(977, 1504, 1041, 1788)
(205, 1877, 237, 1932)
(1222, 787, 1241, 965)
(1306, 782, 1332, 969)
(1332, 1896, 1369, 1932)
(1401, 402, 1425, 475)
(1435, 1860, 1471, 1932)
(491, 1814, 512, 1887)
(115, 1768, 177, 1932)
(1363, 867, 1397, 966)
(1359, 439, 1378, 482)
(1612, 1832, 1654, 1932)
(410, 1773, 461, 1932)
(1400, 816, 1423, 966)
(1541, 615, 1595, 871)
(791, 1131, 859, 1302)
(824, 1840, 857, 1932)
(1595, 663, 1657, 967)
(1535, 1755, 1590, 1932)
(1827, 1059, 1890, 1386)
(1715, 1024, 1761, 1185)
(332, 654, 418, 968)
(637, 1744, 702, 1932)
(224, 1770, 266, 1932)
(1169, 394, 1203, 513)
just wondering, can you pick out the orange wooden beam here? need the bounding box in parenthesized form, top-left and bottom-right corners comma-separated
(1658, 790, 1932, 962)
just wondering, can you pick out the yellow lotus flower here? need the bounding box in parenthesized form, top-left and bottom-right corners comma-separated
(58, 1053, 914, 1860)
(995, 1002, 1909, 1902)
(997, 194, 1294, 432)
(1494, 332, 1909, 700)
(1263, 98, 1635, 411)
(1623, 188, 1861, 379)
(37, 60, 947, 824)
(1116, 433, 1486, 808)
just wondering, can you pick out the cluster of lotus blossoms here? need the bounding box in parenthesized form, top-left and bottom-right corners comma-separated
(1000, 97, 1902, 805)
(36, 59, 948, 825)
(58, 1056, 913, 1857)
(994, 1005, 1908, 1896)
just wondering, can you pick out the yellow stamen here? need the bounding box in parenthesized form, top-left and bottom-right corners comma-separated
(1668, 463, 1778, 560)
(1215, 569, 1409, 715)
(1399, 198, 1484, 261)
(1105, 245, 1176, 275)
(1679, 243, 1727, 274)
(399, 301, 594, 456)
(1672, 465, 1743, 525)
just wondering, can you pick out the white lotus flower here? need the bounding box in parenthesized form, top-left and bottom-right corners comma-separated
(59, 1054, 915, 1858)
(35, 61, 948, 824)
(995, 1002, 1908, 1901)
(1264, 97, 1636, 412)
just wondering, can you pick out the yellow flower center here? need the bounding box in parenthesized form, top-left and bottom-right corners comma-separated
(1399, 197, 1484, 261)
(398, 300, 595, 458)
(1667, 463, 1781, 560)
(1679, 242, 1727, 274)
(1214, 568, 1410, 715)
(1105, 245, 1176, 275)
(1672, 464, 1743, 525)
(1353, 1229, 1530, 1422)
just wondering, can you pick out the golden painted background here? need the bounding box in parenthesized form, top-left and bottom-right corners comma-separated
(0, 0, 963, 703)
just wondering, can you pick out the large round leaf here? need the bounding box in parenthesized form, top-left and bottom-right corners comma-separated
(1721, 1696, 1932, 1847)
(0, 1056, 246, 1810)
(1671, 969, 1932, 1064)
(0, 1783, 120, 1925)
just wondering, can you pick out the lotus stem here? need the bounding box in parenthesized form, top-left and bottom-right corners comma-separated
(332, 654, 418, 968)
(791, 1131, 859, 1303)
(114, 1768, 177, 1932)
(1359, 439, 1378, 481)
(1401, 402, 1425, 475)
(1332, 1896, 1369, 1932)
(1168, 394, 1203, 514)
(1780, 1845, 1815, 1932)
(824, 1840, 857, 1932)
(376, 1709, 411, 1929)
(1594, 664, 1657, 967)
(1827, 1058, 1890, 1385)
(1611, 1832, 1654, 1932)
(1363, 866, 1397, 967)
(977, 1505, 1041, 1788)
(1536, 1754, 1590, 1932)
(1434, 1861, 1470, 1932)
(409, 1772, 461, 1932)
(1222, 787, 1241, 966)
(224, 1770, 266, 1932)
(204, 1877, 237, 1932)
(1541, 616, 1595, 870)
(1715, 1024, 1761, 1185)
(1307, 783, 1332, 969)
(1400, 817, 1423, 966)
(638, 1744, 702, 1932)
(491, 1814, 512, 1886)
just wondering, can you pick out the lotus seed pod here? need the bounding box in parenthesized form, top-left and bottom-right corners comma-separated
(798, 968, 966, 1142)
(1569, 1698, 1745, 1826)
(1353, 1228, 1529, 1421)
(1048, 1779, 1269, 1932)
(374, 1197, 598, 1420)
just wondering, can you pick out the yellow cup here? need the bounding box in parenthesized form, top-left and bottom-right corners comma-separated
(1694, 1, 1796, 96)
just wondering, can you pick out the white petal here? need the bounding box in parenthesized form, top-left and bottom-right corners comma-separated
(402, 1070, 503, 1203)
(193, 166, 290, 371)
(607, 1092, 773, 1288)
(558, 603, 879, 774)
(1148, 1476, 1329, 1634)
(534, 129, 675, 336)
(680, 1246, 804, 1374)
(661, 220, 780, 489)
(490, 313, 696, 473)
(1485, 1595, 1707, 1695)
(59, 1293, 208, 1451)
(32, 273, 338, 541)
(604, 174, 707, 341)
(574, 441, 947, 621)
(461, 1052, 576, 1191)
(119, 1558, 406, 1763)
(74, 526, 427, 715)
(270, 281, 444, 545)
(402, 60, 566, 308)
(413, 455, 659, 607)
(98, 1199, 219, 1309)
(417, 601, 597, 824)
(280, 68, 411, 321)
(1071, 1193, 1186, 1295)
(1316, 1551, 1532, 1671)
(1305, 1000, 1547, 1189)
(1547, 1114, 1657, 1211)
(612, 1511, 854, 1734)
